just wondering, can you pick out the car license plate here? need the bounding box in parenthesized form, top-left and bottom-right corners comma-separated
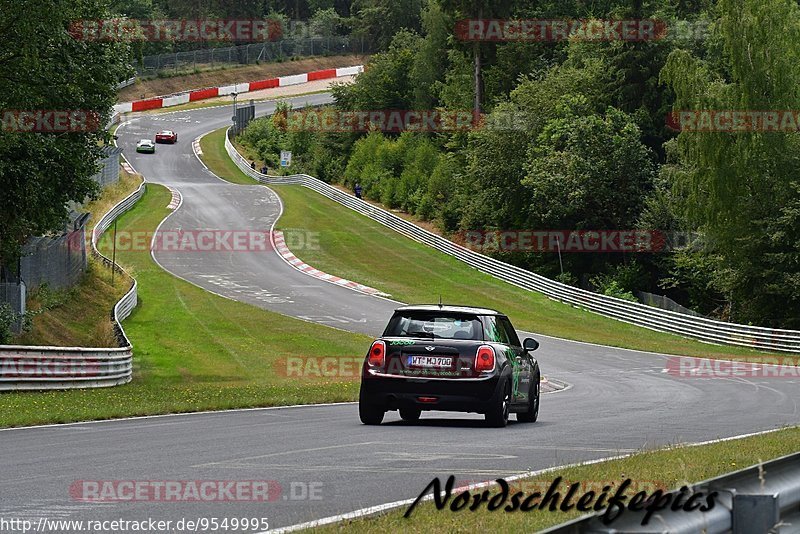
(407, 355, 453, 368)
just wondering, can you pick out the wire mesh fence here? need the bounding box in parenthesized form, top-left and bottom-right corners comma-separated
(0, 217, 88, 332)
(92, 147, 123, 187)
(636, 290, 705, 317)
(136, 36, 369, 76)
(19, 225, 88, 291)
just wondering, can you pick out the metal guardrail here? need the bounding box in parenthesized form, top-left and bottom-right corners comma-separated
(90, 180, 147, 348)
(0, 179, 145, 390)
(540, 451, 800, 533)
(115, 77, 136, 90)
(225, 130, 800, 353)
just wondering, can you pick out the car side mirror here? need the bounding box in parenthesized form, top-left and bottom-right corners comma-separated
(523, 338, 539, 352)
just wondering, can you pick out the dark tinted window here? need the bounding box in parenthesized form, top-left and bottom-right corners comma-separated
(498, 316, 521, 347)
(483, 316, 521, 347)
(384, 312, 484, 341)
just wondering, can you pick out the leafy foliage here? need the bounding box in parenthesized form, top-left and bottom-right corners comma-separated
(0, 0, 131, 268)
(661, 0, 800, 325)
(235, 0, 800, 327)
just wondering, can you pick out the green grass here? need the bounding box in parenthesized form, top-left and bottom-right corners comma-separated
(202, 127, 790, 362)
(313, 426, 800, 533)
(0, 184, 371, 428)
(200, 128, 254, 184)
(15, 261, 131, 348)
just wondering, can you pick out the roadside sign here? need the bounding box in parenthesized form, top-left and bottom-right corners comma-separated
(280, 150, 292, 167)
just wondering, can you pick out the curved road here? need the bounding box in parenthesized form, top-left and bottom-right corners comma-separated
(0, 96, 797, 531)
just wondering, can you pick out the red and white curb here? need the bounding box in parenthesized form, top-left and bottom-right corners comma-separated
(273, 231, 390, 297)
(121, 161, 136, 175)
(166, 187, 181, 210)
(114, 65, 363, 114)
(192, 138, 203, 157)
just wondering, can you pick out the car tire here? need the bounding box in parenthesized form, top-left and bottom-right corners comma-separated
(485, 380, 510, 428)
(399, 407, 421, 422)
(517, 374, 540, 423)
(358, 388, 385, 425)
(359, 402, 384, 425)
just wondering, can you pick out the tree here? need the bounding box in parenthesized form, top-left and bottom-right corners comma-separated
(410, 0, 453, 109)
(309, 7, 342, 37)
(308, 0, 335, 13)
(351, 0, 424, 50)
(331, 30, 422, 111)
(457, 58, 610, 233)
(660, 0, 800, 326)
(0, 0, 130, 269)
(439, 0, 513, 118)
(518, 98, 655, 278)
(523, 99, 654, 232)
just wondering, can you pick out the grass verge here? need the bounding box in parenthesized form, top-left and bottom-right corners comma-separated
(0, 184, 371, 428)
(314, 426, 800, 533)
(14, 170, 142, 347)
(201, 127, 789, 362)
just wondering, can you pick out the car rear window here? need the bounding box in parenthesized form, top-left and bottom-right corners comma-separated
(384, 312, 484, 341)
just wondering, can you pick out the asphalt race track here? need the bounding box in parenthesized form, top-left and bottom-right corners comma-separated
(122, 94, 397, 335)
(1, 95, 797, 531)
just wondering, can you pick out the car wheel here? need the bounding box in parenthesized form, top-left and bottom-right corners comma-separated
(358, 388, 384, 425)
(359, 402, 384, 425)
(517, 374, 540, 423)
(486, 380, 510, 428)
(399, 407, 421, 422)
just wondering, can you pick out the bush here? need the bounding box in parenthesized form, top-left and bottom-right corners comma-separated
(590, 275, 639, 302)
(0, 302, 17, 343)
(344, 132, 442, 212)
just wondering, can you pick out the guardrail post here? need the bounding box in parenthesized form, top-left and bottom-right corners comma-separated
(732, 493, 780, 534)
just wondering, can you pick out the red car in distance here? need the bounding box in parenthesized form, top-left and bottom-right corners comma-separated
(155, 130, 178, 144)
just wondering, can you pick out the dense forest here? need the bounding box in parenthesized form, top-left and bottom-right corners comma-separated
(234, 0, 800, 328)
(109, 0, 426, 56)
(5, 0, 796, 329)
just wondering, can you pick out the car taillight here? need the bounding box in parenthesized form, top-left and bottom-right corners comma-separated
(368, 340, 386, 367)
(475, 345, 495, 372)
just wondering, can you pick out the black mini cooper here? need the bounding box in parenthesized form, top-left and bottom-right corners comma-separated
(359, 305, 541, 427)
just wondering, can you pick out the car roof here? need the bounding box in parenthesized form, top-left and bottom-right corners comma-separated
(139, 139, 152, 143)
(394, 304, 503, 316)
(158, 130, 173, 133)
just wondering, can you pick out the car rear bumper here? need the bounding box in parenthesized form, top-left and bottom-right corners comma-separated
(360, 372, 503, 414)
